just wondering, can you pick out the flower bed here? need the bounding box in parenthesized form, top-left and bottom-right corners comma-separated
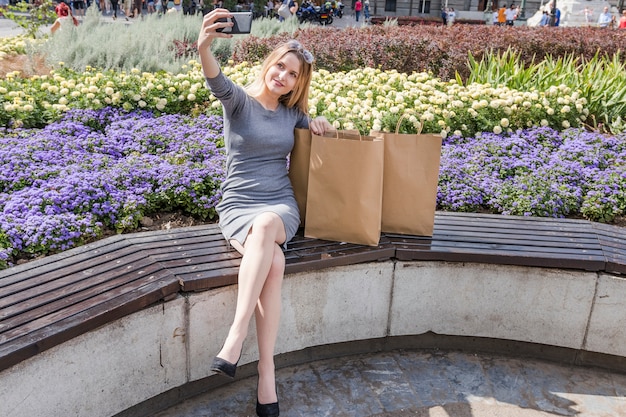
(1, 108, 624, 270)
(0, 108, 226, 269)
(0, 63, 586, 138)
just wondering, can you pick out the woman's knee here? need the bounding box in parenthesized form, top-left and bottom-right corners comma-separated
(250, 213, 285, 243)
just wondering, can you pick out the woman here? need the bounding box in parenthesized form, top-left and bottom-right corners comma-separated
(197, 9, 332, 417)
(50, 2, 79, 34)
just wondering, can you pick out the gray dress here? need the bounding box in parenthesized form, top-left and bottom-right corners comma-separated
(206, 72, 309, 247)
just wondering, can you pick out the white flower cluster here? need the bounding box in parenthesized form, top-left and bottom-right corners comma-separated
(0, 61, 588, 135)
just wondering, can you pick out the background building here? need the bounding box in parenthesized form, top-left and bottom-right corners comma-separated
(367, 0, 622, 26)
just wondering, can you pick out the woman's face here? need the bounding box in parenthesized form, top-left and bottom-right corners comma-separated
(263, 52, 302, 99)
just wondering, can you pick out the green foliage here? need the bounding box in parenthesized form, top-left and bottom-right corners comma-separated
(40, 7, 203, 73)
(0, 231, 12, 270)
(38, 8, 297, 73)
(3, 0, 57, 39)
(465, 49, 626, 134)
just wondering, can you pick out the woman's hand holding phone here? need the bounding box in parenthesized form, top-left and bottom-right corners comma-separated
(198, 8, 236, 48)
(216, 12, 253, 34)
(198, 9, 234, 78)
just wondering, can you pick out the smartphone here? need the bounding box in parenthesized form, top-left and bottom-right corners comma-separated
(216, 12, 253, 34)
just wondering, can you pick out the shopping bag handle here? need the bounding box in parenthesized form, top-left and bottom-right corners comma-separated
(395, 113, 424, 135)
(329, 118, 362, 140)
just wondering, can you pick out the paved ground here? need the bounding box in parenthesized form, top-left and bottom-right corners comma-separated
(154, 349, 626, 417)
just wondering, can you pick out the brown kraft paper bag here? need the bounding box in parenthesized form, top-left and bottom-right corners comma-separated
(374, 122, 442, 236)
(304, 130, 384, 246)
(288, 128, 312, 227)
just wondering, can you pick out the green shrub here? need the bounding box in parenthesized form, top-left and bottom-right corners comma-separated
(235, 25, 626, 81)
(39, 7, 302, 73)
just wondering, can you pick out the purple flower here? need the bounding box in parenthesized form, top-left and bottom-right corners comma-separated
(0, 108, 226, 265)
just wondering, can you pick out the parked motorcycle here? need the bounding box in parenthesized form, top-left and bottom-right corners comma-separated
(317, 2, 334, 25)
(297, 1, 333, 25)
(335, 3, 344, 18)
(297, 1, 318, 23)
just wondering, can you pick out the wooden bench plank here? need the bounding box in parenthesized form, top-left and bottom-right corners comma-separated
(592, 223, 626, 274)
(0, 269, 179, 371)
(0, 235, 129, 283)
(176, 267, 241, 291)
(284, 234, 395, 274)
(406, 247, 603, 269)
(123, 225, 223, 244)
(0, 239, 135, 289)
(0, 262, 168, 344)
(0, 256, 161, 333)
(0, 250, 154, 308)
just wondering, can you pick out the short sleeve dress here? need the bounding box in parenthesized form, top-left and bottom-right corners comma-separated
(206, 72, 309, 247)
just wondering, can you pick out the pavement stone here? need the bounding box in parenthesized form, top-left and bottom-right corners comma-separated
(154, 349, 626, 417)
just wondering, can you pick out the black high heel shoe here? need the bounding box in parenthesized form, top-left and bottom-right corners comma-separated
(210, 355, 240, 378)
(256, 400, 279, 417)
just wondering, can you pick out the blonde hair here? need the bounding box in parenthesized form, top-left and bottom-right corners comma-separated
(246, 41, 314, 115)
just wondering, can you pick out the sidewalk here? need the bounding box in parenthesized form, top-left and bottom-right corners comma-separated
(0, 17, 38, 38)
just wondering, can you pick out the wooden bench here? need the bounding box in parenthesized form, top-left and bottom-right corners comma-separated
(1, 211, 624, 375)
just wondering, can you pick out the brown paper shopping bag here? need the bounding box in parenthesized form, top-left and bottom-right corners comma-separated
(288, 128, 312, 227)
(304, 130, 384, 246)
(376, 117, 442, 236)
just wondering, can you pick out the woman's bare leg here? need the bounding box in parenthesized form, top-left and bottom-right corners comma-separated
(215, 213, 286, 368)
(255, 244, 284, 404)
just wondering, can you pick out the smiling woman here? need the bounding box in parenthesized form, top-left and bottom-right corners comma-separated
(196, 8, 333, 417)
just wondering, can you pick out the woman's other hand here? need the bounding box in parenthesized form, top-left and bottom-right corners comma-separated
(309, 116, 333, 136)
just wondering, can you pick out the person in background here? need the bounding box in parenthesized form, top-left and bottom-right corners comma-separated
(110, 0, 120, 18)
(132, 0, 143, 17)
(497, 4, 506, 26)
(539, 10, 549, 26)
(441, 7, 447, 26)
(447, 7, 455, 25)
(504, 3, 516, 25)
(289, 0, 297, 14)
(582, 6, 593, 25)
(553, 6, 560, 26)
(51, 2, 79, 33)
(354, 0, 361, 22)
(598, 6, 612, 28)
(363, 0, 369, 21)
(71, 0, 85, 17)
(264, 0, 273, 17)
(198, 8, 332, 417)
(619, 9, 626, 29)
(123, 0, 133, 18)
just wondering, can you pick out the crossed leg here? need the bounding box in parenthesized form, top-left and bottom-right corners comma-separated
(216, 212, 286, 404)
